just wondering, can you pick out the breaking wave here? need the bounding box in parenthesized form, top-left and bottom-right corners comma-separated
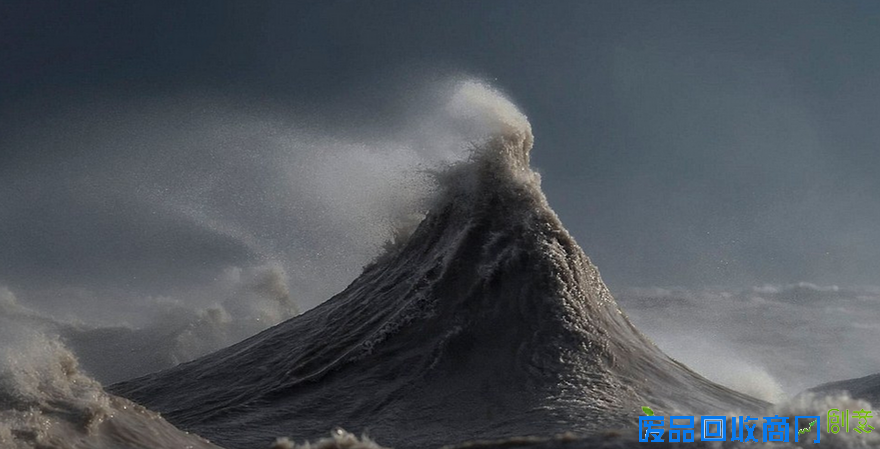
(0, 321, 221, 449)
(111, 82, 768, 448)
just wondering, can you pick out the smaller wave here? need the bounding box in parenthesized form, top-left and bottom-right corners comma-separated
(0, 321, 221, 449)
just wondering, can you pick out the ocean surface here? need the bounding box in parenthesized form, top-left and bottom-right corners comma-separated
(1, 81, 877, 448)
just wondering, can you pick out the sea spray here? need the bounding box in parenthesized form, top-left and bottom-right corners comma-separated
(0, 320, 221, 449)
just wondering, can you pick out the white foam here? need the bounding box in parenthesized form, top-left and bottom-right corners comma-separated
(0, 321, 219, 448)
(270, 429, 389, 449)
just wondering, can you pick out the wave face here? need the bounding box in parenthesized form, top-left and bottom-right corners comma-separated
(110, 84, 766, 448)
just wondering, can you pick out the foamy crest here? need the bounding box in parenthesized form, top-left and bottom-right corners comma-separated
(0, 321, 219, 448)
(0, 323, 107, 418)
(446, 80, 534, 171)
(0, 323, 108, 448)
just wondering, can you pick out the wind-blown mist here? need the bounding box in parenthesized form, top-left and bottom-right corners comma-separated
(0, 79, 531, 382)
(616, 283, 880, 401)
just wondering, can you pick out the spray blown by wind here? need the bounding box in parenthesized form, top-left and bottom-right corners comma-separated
(109, 80, 774, 448)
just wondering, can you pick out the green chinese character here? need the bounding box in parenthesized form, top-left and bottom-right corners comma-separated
(828, 409, 844, 434)
(852, 409, 874, 434)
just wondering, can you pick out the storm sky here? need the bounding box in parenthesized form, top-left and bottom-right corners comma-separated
(2, 0, 879, 309)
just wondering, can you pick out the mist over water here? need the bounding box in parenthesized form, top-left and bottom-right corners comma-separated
(616, 283, 880, 402)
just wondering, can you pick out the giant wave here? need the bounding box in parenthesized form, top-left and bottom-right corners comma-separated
(110, 82, 767, 448)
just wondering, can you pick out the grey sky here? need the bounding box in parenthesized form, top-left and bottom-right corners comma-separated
(2, 1, 879, 306)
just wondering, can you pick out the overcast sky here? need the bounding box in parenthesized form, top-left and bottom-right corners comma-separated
(2, 1, 879, 308)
